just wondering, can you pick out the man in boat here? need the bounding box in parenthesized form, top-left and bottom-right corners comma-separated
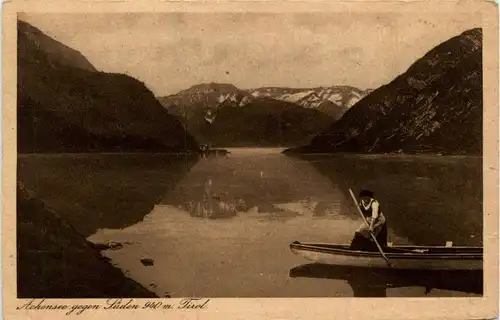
(349, 190, 388, 251)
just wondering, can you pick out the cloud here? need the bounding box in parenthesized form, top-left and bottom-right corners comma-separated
(19, 12, 481, 95)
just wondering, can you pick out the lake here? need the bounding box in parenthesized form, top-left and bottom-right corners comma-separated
(18, 148, 483, 297)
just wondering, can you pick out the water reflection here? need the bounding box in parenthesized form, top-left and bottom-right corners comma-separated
(80, 150, 482, 297)
(289, 264, 483, 297)
(291, 154, 483, 246)
(199, 146, 231, 159)
(185, 176, 241, 219)
(18, 153, 199, 236)
(161, 150, 354, 222)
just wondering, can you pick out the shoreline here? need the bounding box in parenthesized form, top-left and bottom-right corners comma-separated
(87, 205, 482, 298)
(282, 147, 482, 157)
(283, 151, 483, 162)
(17, 151, 200, 157)
(17, 182, 158, 298)
(17, 150, 483, 158)
(19, 149, 479, 297)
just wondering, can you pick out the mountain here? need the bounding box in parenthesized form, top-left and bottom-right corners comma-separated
(248, 86, 369, 120)
(157, 83, 368, 147)
(159, 83, 339, 147)
(185, 98, 335, 147)
(18, 20, 97, 72)
(286, 28, 483, 155)
(18, 20, 198, 153)
(158, 83, 253, 120)
(159, 84, 369, 121)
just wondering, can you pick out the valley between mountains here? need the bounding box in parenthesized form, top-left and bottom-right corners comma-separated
(16, 17, 483, 299)
(18, 18, 482, 155)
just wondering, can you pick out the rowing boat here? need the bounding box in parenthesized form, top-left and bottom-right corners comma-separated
(290, 241, 483, 271)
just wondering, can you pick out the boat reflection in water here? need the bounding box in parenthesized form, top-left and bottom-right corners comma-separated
(289, 264, 482, 297)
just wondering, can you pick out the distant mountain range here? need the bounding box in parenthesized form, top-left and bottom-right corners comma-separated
(285, 28, 483, 155)
(248, 86, 370, 120)
(19, 19, 480, 155)
(18, 20, 198, 153)
(158, 84, 369, 120)
(157, 83, 369, 147)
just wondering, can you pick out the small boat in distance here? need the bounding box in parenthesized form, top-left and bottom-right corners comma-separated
(290, 241, 483, 271)
(199, 144, 230, 157)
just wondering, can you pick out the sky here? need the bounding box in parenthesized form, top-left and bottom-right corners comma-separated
(19, 12, 482, 96)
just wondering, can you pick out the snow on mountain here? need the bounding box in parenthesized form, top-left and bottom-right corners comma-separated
(279, 90, 315, 103)
(158, 83, 369, 122)
(247, 86, 369, 119)
(157, 83, 253, 121)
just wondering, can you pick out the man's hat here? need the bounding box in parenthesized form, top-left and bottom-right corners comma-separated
(359, 189, 374, 198)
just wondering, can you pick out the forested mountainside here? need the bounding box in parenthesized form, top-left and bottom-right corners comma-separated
(184, 97, 335, 147)
(286, 28, 482, 155)
(18, 20, 198, 153)
(158, 83, 367, 147)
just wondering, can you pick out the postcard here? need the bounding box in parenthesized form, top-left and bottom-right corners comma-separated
(2, 0, 498, 319)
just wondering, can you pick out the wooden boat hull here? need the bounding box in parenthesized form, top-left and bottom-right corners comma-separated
(290, 241, 483, 271)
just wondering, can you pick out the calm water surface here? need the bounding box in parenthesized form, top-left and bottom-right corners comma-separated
(20, 148, 483, 297)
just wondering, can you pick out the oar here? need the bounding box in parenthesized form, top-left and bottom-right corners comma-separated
(348, 188, 392, 268)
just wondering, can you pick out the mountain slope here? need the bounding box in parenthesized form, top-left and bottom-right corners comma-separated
(18, 20, 198, 153)
(248, 86, 369, 119)
(286, 28, 483, 155)
(159, 83, 338, 147)
(159, 84, 369, 121)
(18, 20, 96, 72)
(158, 83, 253, 120)
(186, 98, 335, 147)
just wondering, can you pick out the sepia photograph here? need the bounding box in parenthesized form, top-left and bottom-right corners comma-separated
(3, 1, 499, 318)
(15, 10, 486, 299)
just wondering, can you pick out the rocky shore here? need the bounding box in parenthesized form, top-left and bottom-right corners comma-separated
(17, 182, 158, 298)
